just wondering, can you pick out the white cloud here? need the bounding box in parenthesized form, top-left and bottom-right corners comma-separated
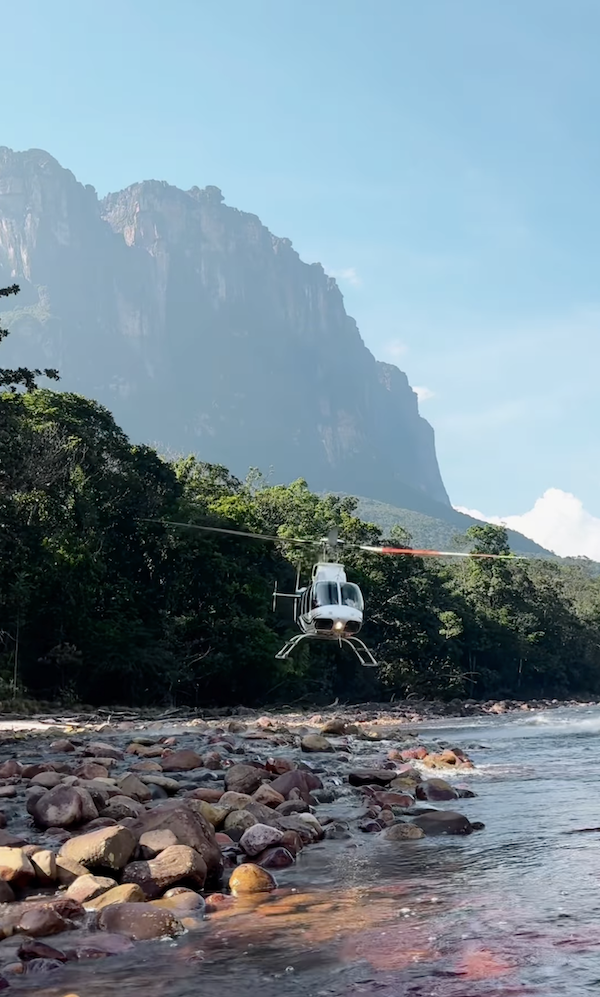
(414, 385, 435, 403)
(455, 488, 600, 560)
(329, 267, 362, 287)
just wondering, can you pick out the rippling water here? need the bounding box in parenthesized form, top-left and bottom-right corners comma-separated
(34, 705, 600, 997)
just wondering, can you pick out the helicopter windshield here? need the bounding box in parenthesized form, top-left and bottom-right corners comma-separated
(341, 583, 364, 610)
(312, 582, 340, 608)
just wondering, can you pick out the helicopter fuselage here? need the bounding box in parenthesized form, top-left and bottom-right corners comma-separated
(296, 562, 364, 640)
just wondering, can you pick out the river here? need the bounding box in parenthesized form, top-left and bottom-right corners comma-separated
(34, 704, 600, 997)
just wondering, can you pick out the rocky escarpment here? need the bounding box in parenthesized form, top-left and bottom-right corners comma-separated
(0, 147, 449, 513)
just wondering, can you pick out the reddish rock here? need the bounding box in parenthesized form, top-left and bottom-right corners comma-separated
(30, 771, 62, 789)
(64, 931, 134, 959)
(224, 764, 266, 795)
(85, 742, 124, 760)
(0, 761, 21, 779)
(253, 784, 285, 808)
(240, 823, 283, 857)
(49, 740, 76, 754)
(215, 832, 235, 847)
(203, 752, 223, 770)
(0, 848, 35, 888)
(76, 762, 109, 780)
(32, 785, 98, 829)
(269, 769, 322, 801)
(265, 757, 295, 776)
(255, 846, 295, 869)
(66, 873, 117, 903)
(18, 939, 68, 962)
(280, 829, 303, 855)
(18, 907, 69, 937)
(161, 749, 203, 772)
(186, 788, 223, 804)
(373, 791, 415, 807)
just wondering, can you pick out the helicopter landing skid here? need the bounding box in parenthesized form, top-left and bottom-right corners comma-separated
(275, 633, 378, 667)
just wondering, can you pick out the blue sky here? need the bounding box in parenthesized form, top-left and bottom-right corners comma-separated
(4, 0, 600, 521)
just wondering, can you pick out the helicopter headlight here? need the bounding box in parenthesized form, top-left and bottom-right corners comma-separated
(333, 621, 344, 631)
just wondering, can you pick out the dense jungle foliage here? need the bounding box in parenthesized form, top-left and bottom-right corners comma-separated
(2, 285, 600, 707)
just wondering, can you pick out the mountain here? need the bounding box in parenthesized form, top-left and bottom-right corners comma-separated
(353, 496, 554, 556)
(0, 146, 448, 513)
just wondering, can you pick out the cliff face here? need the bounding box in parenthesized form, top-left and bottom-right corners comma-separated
(0, 147, 450, 512)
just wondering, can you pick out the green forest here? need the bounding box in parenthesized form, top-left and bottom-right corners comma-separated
(2, 284, 600, 708)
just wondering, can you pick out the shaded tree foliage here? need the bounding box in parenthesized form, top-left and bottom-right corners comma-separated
(2, 384, 600, 705)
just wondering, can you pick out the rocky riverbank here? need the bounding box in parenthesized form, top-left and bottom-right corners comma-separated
(0, 710, 488, 987)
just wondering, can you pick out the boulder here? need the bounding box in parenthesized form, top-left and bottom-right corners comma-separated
(269, 770, 322, 801)
(239, 823, 283, 857)
(56, 856, 89, 886)
(0, 848, 35, 889)
(228, 863, 277, 895)
(224, 810, 257, 834)
(117, 774, 152, 803)
(373, 792, 415, 808)
(30, 771, 63, 789)
(255, 846, 295, 869)
(415, 778, 459, 802)
(66, 874, 117, 903)
(87, 883, 145, 909)
(413, 811, 475, 836)
(97, 902, 184, 940)
(100, 797, 144, 821)
(140, 775, 180, 794)
(131, 803, 223, 883)
(85, 742, 124, 760)
(59, 825, 136, 870)
(138, 829, 178, 859)
(31, 785, 97, 829)
(301, 734, 334, 753)
(0, 882, 14, 903)
(161, 749, 203, 772)
(18, 907, 69, 937)
(219, 791, 252, 809)
(122, 845, 207, 899)
(224, 764, 266, 795)
(320, 718, 347, 735)
(76, 762, 109, 781)
(252, 784, 285, 808)
(30, 850, 57, 885)
(49, 739, 76, 754)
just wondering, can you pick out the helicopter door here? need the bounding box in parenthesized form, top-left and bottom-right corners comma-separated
(313, 582, 340, 608)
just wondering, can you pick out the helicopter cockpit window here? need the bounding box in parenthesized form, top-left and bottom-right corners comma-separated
(341, 583, 364, 610)
(313, 582, 340, 608)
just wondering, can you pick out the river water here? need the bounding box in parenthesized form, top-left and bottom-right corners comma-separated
(35, 705, 600, 997)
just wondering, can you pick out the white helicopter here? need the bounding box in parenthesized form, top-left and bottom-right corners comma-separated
(146, 519, 523, 668)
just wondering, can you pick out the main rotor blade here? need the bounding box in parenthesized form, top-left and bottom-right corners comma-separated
(358, 544, 526, 560)
(140, 519, 318, 547)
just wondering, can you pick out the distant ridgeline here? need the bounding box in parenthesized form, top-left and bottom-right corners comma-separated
(0, 146, 447, 520)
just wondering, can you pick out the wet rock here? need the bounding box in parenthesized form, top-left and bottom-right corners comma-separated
(239, 823, 283, 857)
(323, 822, 351, 841)
(269, 769, 322, 800)
(228, 863, 277, 895)
(18, 939, 67, 962)
(358, 819, 384, 833)
(276, 799, 309, 816)
(49, 739, 76, 754)
(87, 883, 146, 909)
(413, 810, 475, 836)
(255, 846, 295, 868)
(265, 757, 295, 776)
(64, 931, 134, 959)
(383, 822, 425, 841)
(161, 749, 203, 772)
(203, 751, 223, 770)
(59, 825, 136, 870)
(301, 734, 334, 753)
(224, 764, 266, 795)
(373, 792, 415, 808)
(132, 803, 223, 883)
(140, 774, 180, 794)
(22, 958, 63, 974)
(320, 718, 347, 735)
(188, 788, 224, 804)
(252, 784, 285, 808)
(415, 778, 459, 802)
(150, 888, 205, 914)
(97, 902, 185, 940)
(85, 742, 124, 760)
(0, 762, 21, 780)
(18, 907, 69, 937)
(349, 769, 397, 787)
(122, 844, 207, 899)
(138, 829, 179, 859)
(0, 848, 35, 889)
(243, 800, 279, 825)
(0, 788, 16, 800)
(276, 816, 319, 845)
(66, 874, 117, 903)
(194, 802, 230, 827)
(0, 881, 14, 903)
